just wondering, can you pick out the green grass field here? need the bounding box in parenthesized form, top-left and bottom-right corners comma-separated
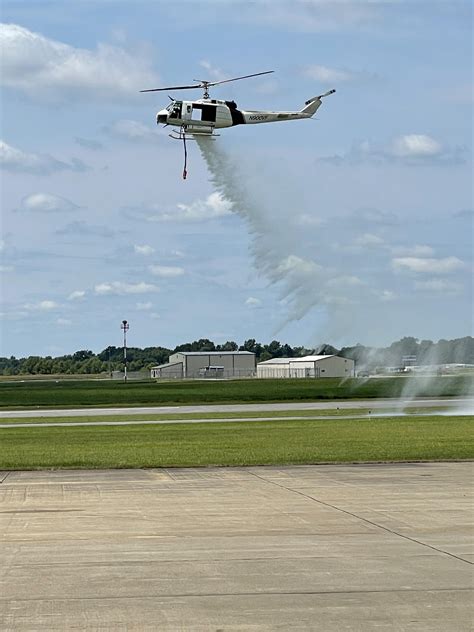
(0, 415, 471, 469)
(0, 375, 471, 408)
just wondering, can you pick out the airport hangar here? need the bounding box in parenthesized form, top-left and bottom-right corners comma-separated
(257, 354, 355, 378)
(151, 351, 256, 379)
(151, 352, 354, 379)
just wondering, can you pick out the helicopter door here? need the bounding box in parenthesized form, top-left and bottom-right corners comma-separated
(191, 103, 217, 124)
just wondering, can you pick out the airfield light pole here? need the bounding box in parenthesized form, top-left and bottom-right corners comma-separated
(121, 320, 129, 382)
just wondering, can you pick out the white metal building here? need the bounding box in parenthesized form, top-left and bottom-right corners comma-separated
(257, 355, 355, 379)
(151, 351, 256, 379)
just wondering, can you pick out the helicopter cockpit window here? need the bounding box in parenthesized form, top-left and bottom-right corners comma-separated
(168, 101, 182, 119)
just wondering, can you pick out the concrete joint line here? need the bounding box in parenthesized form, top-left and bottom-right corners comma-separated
(249, 471, 473, 567)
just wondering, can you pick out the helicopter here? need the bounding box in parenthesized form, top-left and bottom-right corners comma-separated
(140, 71, 336, 140)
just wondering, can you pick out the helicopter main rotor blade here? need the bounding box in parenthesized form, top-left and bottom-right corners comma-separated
(140, 84, 201, 93)
(199, 70, 274, 88)
(140, 71, 274, 93)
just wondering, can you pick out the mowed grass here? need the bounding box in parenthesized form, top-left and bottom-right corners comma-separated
(0, 415, 471, 469)
(0, 376, 471, 408)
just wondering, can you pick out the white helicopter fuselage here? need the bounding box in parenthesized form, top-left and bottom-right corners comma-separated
(156, 91, 335, 137)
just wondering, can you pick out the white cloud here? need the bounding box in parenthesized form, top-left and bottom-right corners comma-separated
(68, 290, 86, 301)
(56, 318, 72, 326)
(320, 134, 465, 166)
(174, 192, 232, 222)
(303, 64, 358, 83)
(149, 265, 184, 278)
(24, 300, 58, 311)
(127, 192, 232, 223)
(0, 140, 88, 174)
(392, 256, 464, 274)
(380, 290, 396, 302)
(16, 192, 79, 213)
(354, 233, 385, 247)
(104, 119, 160, 142)
(136, 301, 152, 310)
(391, 134, 441, 158)
(199, 60, 226, 81)
(245, 296, 262, 307)
(0, 265, 14, 273)
(134, 244, 155, 256)
(414, 279, 463, 293)
(0, 23, 159, 103)
(94, 281, 159, 295)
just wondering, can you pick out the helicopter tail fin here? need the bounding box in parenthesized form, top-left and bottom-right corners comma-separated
(301, 89, 336, 116)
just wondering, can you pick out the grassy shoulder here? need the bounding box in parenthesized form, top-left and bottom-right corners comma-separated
(0, 376, 471, 409)
(0, 415, 472, 469)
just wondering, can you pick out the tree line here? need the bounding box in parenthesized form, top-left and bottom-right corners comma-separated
(0, 336, 472, 376)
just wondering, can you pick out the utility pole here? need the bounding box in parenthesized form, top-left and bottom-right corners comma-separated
(121, 320, 129, 382)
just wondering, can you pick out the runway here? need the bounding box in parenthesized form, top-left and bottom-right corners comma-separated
(1, 396, 472, 418)
(0, 463, 472, 631)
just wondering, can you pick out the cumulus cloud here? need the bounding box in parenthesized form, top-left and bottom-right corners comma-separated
(94, 281, 158, 295)
(0, 140, 89, 175)
(392, 256, 464, 274)
(125, 192, 232, 223)
(1, 23, 159, 102)
(391, 134, 441, 157)
(16, 192, 79, 213)
(320, 134, 466, 166)
(149, 265, 184, 278)
(134, 244, 155, 256)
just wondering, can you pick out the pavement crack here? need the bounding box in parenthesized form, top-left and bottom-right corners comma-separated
(249, 471, 473, 567)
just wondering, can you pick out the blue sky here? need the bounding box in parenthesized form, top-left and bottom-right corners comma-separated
(1, 1, 472, 357)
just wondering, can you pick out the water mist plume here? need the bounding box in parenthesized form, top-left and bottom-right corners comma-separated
(197, 138, 346, 332)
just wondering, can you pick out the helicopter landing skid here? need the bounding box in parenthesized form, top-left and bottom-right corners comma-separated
(169, 128, 218, 141)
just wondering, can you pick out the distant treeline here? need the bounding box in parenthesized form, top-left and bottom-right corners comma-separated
(0, 336, 472, 376)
